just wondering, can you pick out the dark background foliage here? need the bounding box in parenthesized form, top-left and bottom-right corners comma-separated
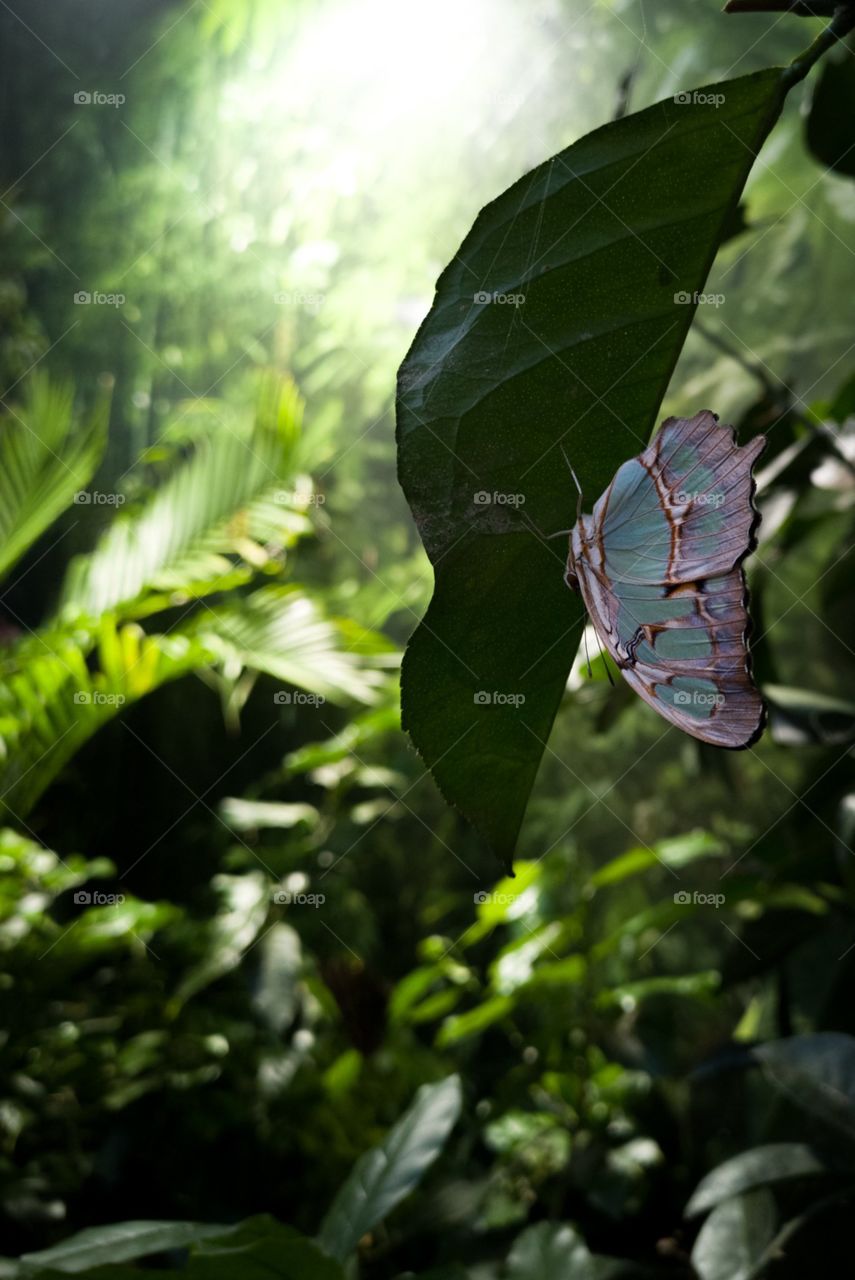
(1, 2, 855, 1278)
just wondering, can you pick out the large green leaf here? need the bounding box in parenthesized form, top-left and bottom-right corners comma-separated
(396, 69, 787, 863)
(14, 1220, 232, 1273)
(8, 1218, 344, 1280)
(317, 1074, 462, 1262)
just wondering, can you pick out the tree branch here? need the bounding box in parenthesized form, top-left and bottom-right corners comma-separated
(726, 1, 841, 14)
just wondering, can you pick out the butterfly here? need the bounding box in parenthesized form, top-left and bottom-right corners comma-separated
(563, 410, 766, 748)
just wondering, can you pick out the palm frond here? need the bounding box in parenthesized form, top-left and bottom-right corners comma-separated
(0, 373, 107, 585)
(0, 619, 206, 819)
(58, 375, 307, 619)
(0, 585, 387, 816)
(191, 584, 387, 705)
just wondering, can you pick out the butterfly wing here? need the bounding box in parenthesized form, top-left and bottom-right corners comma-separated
(572, 411, 765, 747)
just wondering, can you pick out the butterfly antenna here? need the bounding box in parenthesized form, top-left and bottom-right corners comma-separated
(560, 442, 584, 521)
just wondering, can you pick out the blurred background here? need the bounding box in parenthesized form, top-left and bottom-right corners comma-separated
(2, 0, 855, 1275)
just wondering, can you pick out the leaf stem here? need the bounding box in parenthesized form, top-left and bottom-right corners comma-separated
(785, 3, 855, 84)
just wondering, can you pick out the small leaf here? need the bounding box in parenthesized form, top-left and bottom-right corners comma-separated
(436, 995, 513, 1047)
(189, 1217, 345, 1280)
(691, 1191, 777, 1280)
(765, 683, 855, 746)
(753, 1032, 855, 1149)
(505, 1222, 595, 1280)
(591, 830, 724, 888)
(686, 1144, 827, 1217)
(251, 923, 302, 1034)
(317, 1075, 462, 1262)
(172, 873, 270, 1007)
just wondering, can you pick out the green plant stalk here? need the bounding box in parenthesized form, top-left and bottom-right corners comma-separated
(786, 4, 855, 83)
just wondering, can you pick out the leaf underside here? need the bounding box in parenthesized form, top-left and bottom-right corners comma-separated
(396, 68, 787, 865)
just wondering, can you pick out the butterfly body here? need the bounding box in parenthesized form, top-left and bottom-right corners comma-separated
(565, 411, 765, 748)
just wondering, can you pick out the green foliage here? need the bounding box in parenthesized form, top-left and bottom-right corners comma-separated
(685, 1145, 827, 1216)
(805, 44, 855, 178)
(3, 2, 855, 1280)
(690, 1191, 777, 1280)
(7, 1219, 344, 1280)
(13, 1221, 234, 1274)
(504, 1222, 601, 1279)
(397, 69, 787, 863)
(317, 1075, 462, 1262)
(0, 373, 382, 818)
(1, 1080, 463, 1277)
(0, 376, 107, 582)
(58, 376, 303, 619)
